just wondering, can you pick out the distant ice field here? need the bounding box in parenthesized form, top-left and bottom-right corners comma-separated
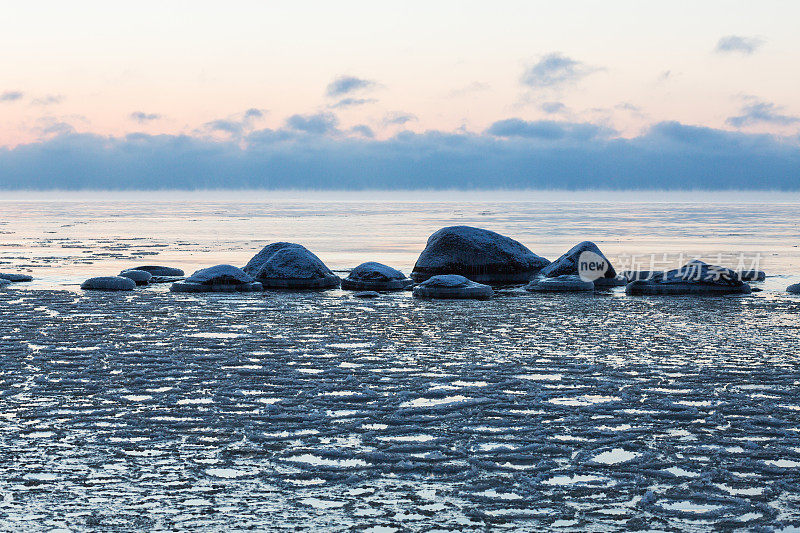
(1, 190, 799, 530)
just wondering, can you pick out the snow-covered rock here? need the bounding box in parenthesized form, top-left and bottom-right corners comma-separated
(170, 264, 263, 293)
(540, 241, 621, 286)
(119, 269, 152, 286)
(787, 283, 800, 294)
(243, 242, 340, 289)
(341, 262, 413, 291)
(130, 265, 185, 277)
(526, 275, 594, 292)
(412, 274, 493, 300)
(81, 276, 136, 291)
(626, 261, 752, 295)
(0, 273, 33, 282)
(410, 226, 550, 285)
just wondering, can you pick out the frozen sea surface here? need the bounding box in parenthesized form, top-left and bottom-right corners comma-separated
(1, 288, 800, 531)
(1, 190, 800, 530)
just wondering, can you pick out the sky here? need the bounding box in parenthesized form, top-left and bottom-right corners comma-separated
(1, 0, 799, 189)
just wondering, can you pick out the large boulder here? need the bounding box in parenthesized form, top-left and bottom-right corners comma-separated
(81, 276, 136, 291)
(119, 269, 152, 286)
(626, 261, 752, 295)
(243, 242, 340, 289)
(526, 275, 594, 292)
(787, 283, 800, 294)
(410, 226, 550, 285)
(341, 262, 413, 291)
(412, 274, 493, 300)
(0, 273, 33, 282)
(170, 264, 262, 293)
(540, 241, 622, 286)
(129, 265, 185, 277)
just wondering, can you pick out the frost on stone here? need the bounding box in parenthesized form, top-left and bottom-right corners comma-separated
(243, 242, 340, 289)
(81, 276, 137, 291)
(526, 274, 594, 292)
(170, 264, 262, 293)
(410, 226, 550, 285)
(540, 241, 622, 286)
(342, 262, 413, 291)
(413, 274, 493, 300)
(626, 260, 752, 295)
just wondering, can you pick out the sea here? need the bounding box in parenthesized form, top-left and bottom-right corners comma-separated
(0, 189, 799, 531)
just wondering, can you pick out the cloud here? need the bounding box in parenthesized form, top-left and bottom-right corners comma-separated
(325, 76, 377, 97)
(244, 108, 265, 120)
(715, 35, 764, 55)
(0, 91, 24, 102)
(203, 119, 244, 136)
(2, 121, 797, 190)
(31, 95, 64, 106)
(521, 53, 599, 89)
(540, 102, 567, 114)
(726, 101, 799, 128)
(487, 119, 613, 141)
(350, 125, 374, 138)
(383, 112, 417, 126)
(330, 97, 378, 109)
(130, 111, 162, 123)
(448, 82, 490, 98)
(285, 112, 339, 134)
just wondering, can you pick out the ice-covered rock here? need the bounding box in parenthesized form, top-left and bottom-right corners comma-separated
(625, 261, 752, 295)
(787, 283, 800, 294)
(81, 276, 137, 291)
(129, 265, 185, 277)
(410, 226, 550, 285)
(170, 264, 263, 293)
(243, 242, 340, 289)
(353, 291, 381, 298)
(526, 275, 594, 292)
(412, 274, 493, 300)
(341, 262, 413, 291)
(540, 241, 622, 286)
(0, 273, 33, 282)
(119, 269, 152, 286)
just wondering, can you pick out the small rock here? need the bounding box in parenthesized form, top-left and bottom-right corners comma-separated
(342, 262, 413, 291)
(0, 273, 33, 282)
(526, 275, 594, 292)
(170, 264, 263, 293)
(412, 274, 493, 300)
(787, 283, 800, 294)
(353, 291, 381, 298)
(129, 265, 185, 277)
(119, 269, 153, 286)
(244, 242, 340, 289)
(0, 278, 11, 288)
(81, 276, 137, 291)
(626, 261, 751, 295)
(540, 241, 619, 286)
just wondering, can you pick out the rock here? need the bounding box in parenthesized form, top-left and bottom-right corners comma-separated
(243, 242, 340, 289)
(149, 275, 185, 284)
(170, 264, 263, 293)
(129, 265, 185, 277)
(540, 241, 621, 286)
(625, 261, 752, 295)
(341, 262, 414, 291)
(412, 274, 493, 300)
(353, 291, 381, 298)
(81, 276, 136, 291)
(526, 275, 594, 292)
(737, 270, 765, 281)
(0, 279, 11, 288)
(787, 283, 800, 294)
(0, 273, 33, 282)
(410, 226, 550, 285)
(621, 271, 657, 282)
(119, 269, 152, 286)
